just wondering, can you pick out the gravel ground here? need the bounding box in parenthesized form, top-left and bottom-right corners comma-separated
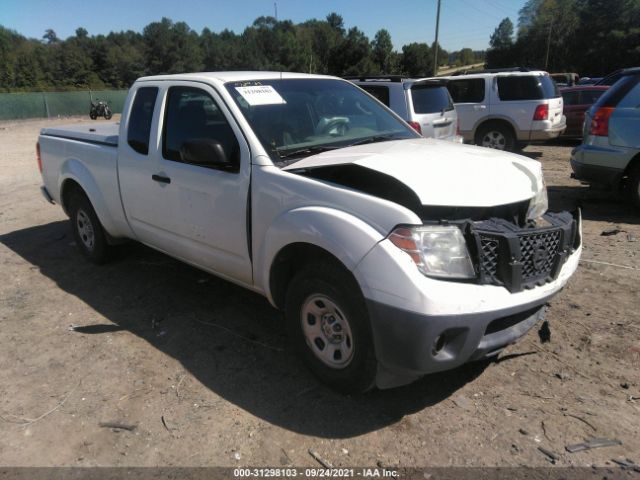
(0, 118, 638, 470)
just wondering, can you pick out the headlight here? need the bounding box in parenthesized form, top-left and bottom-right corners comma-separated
(388, 225, 476, 279)
(526, 179, 548, 222)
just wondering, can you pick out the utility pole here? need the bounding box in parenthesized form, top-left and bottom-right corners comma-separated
(433, 0, 441, 76)
(544, 18, 553, 70)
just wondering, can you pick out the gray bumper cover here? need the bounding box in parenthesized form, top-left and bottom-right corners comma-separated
(368, 297, 549, 389)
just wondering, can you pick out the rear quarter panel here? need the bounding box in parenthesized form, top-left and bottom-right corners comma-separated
(38, 134, 131, 238)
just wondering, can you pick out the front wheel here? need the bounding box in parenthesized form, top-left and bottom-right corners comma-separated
(285, 262, 377, 394)
(68, 192, 110, 264)
(475, 123, 515, 151)
(104, 107, 113, 120)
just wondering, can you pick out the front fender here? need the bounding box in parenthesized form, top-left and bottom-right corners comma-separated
(59, 158, 119, 236)
(256, 206, 386, 305)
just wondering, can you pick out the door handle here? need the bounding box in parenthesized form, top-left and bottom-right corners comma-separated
(152, 174, 171, 184)
(473, 105, 487, 111)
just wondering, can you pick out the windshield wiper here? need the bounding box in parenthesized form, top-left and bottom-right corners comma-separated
(275, 145, 342, 159)
(345, 134, 399, 148)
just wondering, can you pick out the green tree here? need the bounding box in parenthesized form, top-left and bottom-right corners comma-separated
(143, 17, 203, 74)
(400, 42, 432, 77)
(42, 29, 59, 44)
(328, 27, 375, 76)
(372, 29, 393, 73)
(489, 18, 514, 49)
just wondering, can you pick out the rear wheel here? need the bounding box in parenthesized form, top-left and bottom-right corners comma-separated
(475, 122, 516, 152)
(68, 191, 110, 264)
(285, 262, 376, 394)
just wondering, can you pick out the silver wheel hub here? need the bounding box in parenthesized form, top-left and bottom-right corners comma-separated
(482, 130, 506, 150)
(76, 209, 95, 250)
(301, 295, 354, 368)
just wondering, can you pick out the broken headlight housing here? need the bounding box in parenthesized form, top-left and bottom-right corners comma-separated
(389, 225, 475, 279)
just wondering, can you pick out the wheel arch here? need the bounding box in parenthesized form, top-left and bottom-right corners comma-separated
(473, 117, 518, 143)
(58, 159, 118, 236)
(269, 243, 353, 310)
(258, 206, 384, 309)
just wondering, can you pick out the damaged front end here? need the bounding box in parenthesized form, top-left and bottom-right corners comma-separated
(462, 210, 581, 293)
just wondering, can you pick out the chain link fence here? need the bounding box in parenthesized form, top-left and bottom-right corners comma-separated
(0, 90, 128, 120)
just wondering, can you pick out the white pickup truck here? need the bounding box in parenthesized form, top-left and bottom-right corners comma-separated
(37, 72, 581, 392)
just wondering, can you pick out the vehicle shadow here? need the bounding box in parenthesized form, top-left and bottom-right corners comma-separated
(0, 221, 490, 438)
(547, 184, 639, 225)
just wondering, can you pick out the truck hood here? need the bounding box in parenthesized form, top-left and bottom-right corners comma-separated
(283, 138, 543, 207)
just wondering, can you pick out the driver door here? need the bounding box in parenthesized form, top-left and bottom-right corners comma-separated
(135, 82, 253, 285)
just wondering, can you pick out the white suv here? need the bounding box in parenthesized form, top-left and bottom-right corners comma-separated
(347, 76, 461, 142)
(439, 69, 566, 151)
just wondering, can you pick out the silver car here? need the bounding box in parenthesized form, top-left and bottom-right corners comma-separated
(347, 76, 461, 142)
(571, 68, 640, 206)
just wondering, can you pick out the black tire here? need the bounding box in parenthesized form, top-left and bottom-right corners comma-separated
(475, 122, 516, 152)
(104, 107, 113, 120)
(285, 262, 377, 394)
(627, 163, 640, 208)
(68, 191, 110, 264)
(89, 112, 97, 120)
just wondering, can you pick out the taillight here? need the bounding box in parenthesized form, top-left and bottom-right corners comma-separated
(533, 104, 549, 121)
(589, 107, 614, 136)
(408, 121, 422, 135)
(36, 142, 42, 173)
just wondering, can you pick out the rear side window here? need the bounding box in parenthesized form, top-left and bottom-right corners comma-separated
(411, 85, 453, 113)
(498, 75, 560, 101)
(447, 79, 485, 103)
(127, 87, 158, 155)
(615, 78, 640, 108)
(359, 85, 390, 106)
(594, 75, 640, 108)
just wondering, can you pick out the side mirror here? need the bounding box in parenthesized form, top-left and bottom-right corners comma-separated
(180, 138, 234, 170)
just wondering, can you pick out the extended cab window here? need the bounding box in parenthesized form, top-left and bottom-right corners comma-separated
(162, 86, 240, 171)
(359, 85, 390, 106)
(447, 79, 485, 103)
(127, 87, 158, 155)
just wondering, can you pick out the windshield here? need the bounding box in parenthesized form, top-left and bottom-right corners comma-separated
(224, 78, 418, 164)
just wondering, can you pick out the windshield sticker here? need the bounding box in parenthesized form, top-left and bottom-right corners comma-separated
(235, 85, 286, 106)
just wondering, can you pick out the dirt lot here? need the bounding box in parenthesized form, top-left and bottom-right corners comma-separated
(0, 118, 638, 469)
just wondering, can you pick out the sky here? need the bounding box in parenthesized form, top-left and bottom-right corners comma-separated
(1, 0, 527, 52)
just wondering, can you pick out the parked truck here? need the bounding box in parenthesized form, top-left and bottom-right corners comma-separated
(37, 72, 582, 392)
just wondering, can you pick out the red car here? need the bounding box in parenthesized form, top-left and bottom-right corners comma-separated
(560, 85, 609, 137)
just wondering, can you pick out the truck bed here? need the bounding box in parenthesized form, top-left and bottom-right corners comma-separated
(40, 122, 119, 146)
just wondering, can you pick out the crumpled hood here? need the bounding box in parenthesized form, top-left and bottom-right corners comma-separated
(283, 138, 543, 207)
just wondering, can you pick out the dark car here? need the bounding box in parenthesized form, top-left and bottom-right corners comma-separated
(560, 86, 609, 137)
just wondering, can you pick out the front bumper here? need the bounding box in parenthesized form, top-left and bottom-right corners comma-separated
(369, 298, 547, 388)
(354, 210, 581, 388)
(40, 185, 55, 204)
